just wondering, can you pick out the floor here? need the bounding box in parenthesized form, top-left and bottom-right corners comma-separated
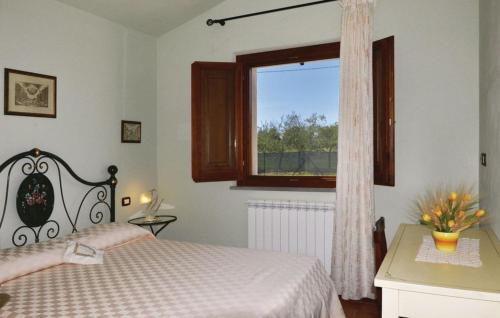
(340, 298, 379, 318)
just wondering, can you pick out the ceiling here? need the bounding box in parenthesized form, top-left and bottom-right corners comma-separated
(56, 0, 225, 36)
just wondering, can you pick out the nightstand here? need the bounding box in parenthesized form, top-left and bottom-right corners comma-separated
(128, 215, 177, 236)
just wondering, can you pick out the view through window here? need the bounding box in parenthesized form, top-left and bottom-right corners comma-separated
(251, 58, 340, 176)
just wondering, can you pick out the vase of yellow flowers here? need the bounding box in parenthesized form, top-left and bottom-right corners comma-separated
(417, 188, 486, 252)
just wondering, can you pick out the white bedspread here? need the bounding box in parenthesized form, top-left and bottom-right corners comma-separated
(0, 237, 344, 318)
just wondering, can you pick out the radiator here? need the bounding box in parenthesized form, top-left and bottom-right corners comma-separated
(247, 200, 334, 274)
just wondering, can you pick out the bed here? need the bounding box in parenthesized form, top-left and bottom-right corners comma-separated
(0, 149, 345, 318)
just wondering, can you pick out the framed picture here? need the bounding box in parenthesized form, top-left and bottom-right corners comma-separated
(4, 68, 57, 118)
(121, 120, 141, 143)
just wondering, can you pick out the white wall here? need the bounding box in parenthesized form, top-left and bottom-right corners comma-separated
(0, 0, 157, 246)
(157, 0, 479, 247)
(0, 0, 478, 248)
(479, 0, 500, 237)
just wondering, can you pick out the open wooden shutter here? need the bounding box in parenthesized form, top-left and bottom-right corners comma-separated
(191, 62, 239, 182)
(191, 38, 395, 186)
(373, 36, 395, 186)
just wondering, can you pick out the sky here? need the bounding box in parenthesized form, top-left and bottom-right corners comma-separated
(256, 58, 340, 127)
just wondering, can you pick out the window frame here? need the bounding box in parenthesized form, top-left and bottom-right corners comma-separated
(236, 42, 341, 188)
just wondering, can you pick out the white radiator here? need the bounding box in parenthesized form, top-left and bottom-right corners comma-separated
(247, 200, 334, 274)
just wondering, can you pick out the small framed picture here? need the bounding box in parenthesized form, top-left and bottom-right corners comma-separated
(4, 68, 57, 118)
(121, 120, 141, 143)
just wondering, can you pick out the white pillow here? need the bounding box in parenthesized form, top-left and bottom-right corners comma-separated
(0, 222, 154, 284)
(67, 222, 155, 250)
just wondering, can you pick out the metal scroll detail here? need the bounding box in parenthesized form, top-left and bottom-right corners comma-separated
(76, 185, 111, 227)
(12, 220, 60, 247)
(0, 148, 118, 247)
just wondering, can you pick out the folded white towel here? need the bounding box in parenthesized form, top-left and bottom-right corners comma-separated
(63, 241, 103, 265)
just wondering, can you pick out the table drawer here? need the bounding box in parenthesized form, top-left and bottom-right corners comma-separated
(398, 290, 500, 318)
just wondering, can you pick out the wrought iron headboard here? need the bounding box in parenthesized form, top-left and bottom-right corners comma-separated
(0, 148, 117, 247)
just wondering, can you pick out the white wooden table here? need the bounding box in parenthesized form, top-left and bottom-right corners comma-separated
(374, 224, 500, 318)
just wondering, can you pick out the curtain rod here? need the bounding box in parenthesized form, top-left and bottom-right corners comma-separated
(206, 0, 338, 26)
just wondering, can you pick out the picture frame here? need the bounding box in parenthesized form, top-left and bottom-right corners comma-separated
(121, 120, 141, 143)
(4, 68, 57, 118)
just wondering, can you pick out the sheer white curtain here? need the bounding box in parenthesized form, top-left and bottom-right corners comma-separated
(332, 0, 376, 300)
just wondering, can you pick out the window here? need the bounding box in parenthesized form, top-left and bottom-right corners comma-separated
(253, 59, 340, 177)
(236, 43, 342, 188)
(191, 37, 394, 188)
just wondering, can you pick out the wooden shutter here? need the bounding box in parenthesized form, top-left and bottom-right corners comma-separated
(191, 62, 239, 182)
(373, 36, 395, 186)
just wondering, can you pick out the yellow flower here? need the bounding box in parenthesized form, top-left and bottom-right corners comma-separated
(463, 193, 472, 202)
(433, 208, 443, 217)
(457, 210, 465, 218)
(448, 192, 458, 201)
(475, 209, 486, 218)
(422, 213, 432, 222)
(448, 220, 456, 228)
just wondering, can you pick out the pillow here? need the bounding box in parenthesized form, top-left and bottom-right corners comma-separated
(0, 238, 66, 285)
(64, 222, 154, 250)
(0, 222, 154, 284)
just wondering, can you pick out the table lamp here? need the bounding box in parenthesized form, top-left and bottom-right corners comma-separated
(139, 189, 175, 222)
(140, 189, 160, 222)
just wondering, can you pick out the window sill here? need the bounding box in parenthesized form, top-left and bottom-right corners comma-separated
(229, 186, 336, 192)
